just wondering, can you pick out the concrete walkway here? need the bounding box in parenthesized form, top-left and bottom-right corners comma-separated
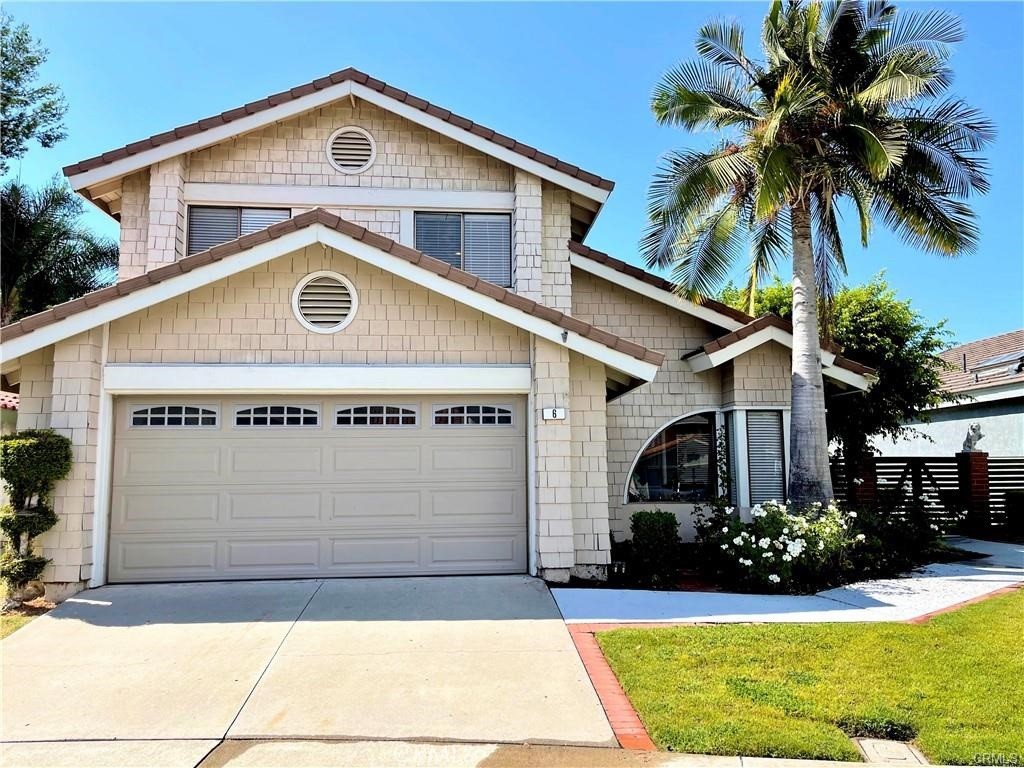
(1, 576, 615, 768)
(553, 538, 1023, 624)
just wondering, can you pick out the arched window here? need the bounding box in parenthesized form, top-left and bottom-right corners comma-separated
(627, 412, 717, 504)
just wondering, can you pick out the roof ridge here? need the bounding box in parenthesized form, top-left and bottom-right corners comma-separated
(1, 208, 663, 368)
(62, 67, 614, 192)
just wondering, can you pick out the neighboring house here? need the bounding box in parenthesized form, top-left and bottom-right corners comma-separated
(878, 329, 1024, 457)
(0, 68, 873, 599)
(0, 391, 16, 435)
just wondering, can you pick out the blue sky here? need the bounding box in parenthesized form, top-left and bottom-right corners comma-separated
(7, 1, 1022, 344)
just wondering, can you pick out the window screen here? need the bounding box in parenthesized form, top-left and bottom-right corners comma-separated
(746, 410, 786, 504)
(414, 212, 511, 286)
(187, 206, 290, 255)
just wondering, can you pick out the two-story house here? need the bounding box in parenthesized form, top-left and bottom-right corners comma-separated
(0, 68, 873, 598)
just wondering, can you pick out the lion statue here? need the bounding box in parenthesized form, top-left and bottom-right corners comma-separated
(962, 422, 985, 452)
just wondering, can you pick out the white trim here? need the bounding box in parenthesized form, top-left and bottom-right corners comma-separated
(1, 223, 659, 382)
(290, 270, 359, 334)
(570, 253, 745, 332)
(733, 409, 751, 508)
(325, 126, 376, 175)
(398, 209, 415, 246)
(102, 364, 534, 395)
(934, 381, 1024, 407)
(184, 183, 515, 212)
(68, 78, 610, 203)
(781, 408, 792, 489)
(821, 362, 874, 390)
(526, 366, 537, 577)
(89, 324, 112, 588)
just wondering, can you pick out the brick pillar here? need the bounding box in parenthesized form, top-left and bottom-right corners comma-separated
(147, 155, 187, 270)
(569, 352, 610, 580)
(36, 329, 103, 600)
(513, 170, 542, 302)
(848, 455, 877, 509)
(534, 337, 574, 582)
(957, 451, 990, 535)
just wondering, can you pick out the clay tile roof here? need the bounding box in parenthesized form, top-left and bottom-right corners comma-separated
(63, 68, 614, 193)
(0, 391, 18, 411)
(937, 329, 1024, 395)
(565, 240, 753, 325)
(0, 209, 663, 370)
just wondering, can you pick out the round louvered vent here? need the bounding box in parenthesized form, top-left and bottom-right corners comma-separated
(291, 271, 358, 333)
(326, 126, 376, 174)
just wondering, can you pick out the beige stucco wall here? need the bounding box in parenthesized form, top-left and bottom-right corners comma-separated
(107, 246, 530, 365)
(187, 100, 511, 191)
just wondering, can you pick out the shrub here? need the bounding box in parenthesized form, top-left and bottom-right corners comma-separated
(628, 509, 682, 588)
(695, 500, 861, 594)
(0, 429, 73, 596)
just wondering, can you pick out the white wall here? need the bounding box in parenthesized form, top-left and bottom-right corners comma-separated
(877, 400, 1024, 457)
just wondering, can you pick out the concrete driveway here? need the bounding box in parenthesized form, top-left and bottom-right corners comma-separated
(1, 576, 615, 766)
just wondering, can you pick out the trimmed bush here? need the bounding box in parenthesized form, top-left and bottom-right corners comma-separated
(628, 509, 682, 588)
(0, 429, 73, 597)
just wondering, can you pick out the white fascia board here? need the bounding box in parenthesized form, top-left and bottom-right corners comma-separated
(1, 223, 658, 382)
(67, 82, 358, 190)
(944, 382, 1024, 405)
(103, 364, 533, 394)
(569, 253, 744, 332)
(184, 183, 515, 211)
(68, 81, 610, 206)
(821, 363, 874, 391)
(349, 83, 610, 204)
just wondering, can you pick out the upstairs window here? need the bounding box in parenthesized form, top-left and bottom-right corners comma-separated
(414, 212, 511, 287)
(187, 206, 291, 255)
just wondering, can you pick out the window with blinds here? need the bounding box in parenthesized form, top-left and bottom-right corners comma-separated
(414, 212, 511, 287)
(746, 410, 786, 504)
(187, 206, 290, 255)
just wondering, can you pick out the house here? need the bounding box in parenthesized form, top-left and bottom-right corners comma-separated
(878, 329, 1023, 457)
(0, 68, 873, 599)
(0, 391, 16, 435)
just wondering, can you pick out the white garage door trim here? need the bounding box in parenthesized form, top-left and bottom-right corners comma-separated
(107, 395, 529, 583)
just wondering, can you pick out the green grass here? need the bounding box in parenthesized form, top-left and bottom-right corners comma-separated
(0, 613, 33, 639)
(598, 589, 1024, 765)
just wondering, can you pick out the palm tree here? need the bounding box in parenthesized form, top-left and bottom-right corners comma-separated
(642, 0, 992, 507)
(1, 177, 118, 324)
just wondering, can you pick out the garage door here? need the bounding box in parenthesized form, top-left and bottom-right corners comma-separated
(108, 395, 527, 582)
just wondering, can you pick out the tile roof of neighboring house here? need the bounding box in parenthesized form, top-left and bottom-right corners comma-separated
(565, 240, 754, 325)
(938, 329, 1024, 395)
(0, 391, 18, 411)
(62, 67, 614, 193)
(695, 315, 876, 376)
(0, 209, 664, 368)
(566, 241, 874, 377)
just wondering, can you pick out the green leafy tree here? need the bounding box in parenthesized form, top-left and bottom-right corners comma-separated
(718, 274, 955, 462)
(1, 178, 118, 323)
(643, 0, 992, 506)
(1, 11, 67, 174)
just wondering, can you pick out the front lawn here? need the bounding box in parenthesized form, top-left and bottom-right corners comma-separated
(598, 589, 1023, 765)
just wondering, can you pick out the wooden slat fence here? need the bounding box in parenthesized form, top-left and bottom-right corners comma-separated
(989, 457, 1024, 522)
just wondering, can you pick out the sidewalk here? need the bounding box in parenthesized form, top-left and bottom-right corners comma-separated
(553, 538, 1023, 625)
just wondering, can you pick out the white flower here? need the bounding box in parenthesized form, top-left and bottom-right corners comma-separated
(758, 537, 771, 549)
(848, 511, 857, 518)
(725, 506, 735, 515)
(768, 574, 781, 584)
(739, 558, 753, 566)
(733, 536, 744, 545)
(929, 524, 939, 531)
(782, 527, 790, 534)
(720, 543, 729, 550)
(782, 554, 793, 562)
(722, 526, 730, 533)
(855, 533, 866, 541)
(818, 541, 825, 551)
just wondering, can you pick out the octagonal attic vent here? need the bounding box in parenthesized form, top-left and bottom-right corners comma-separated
(326, 127, 376, 174)
(292, 271, 358, 334)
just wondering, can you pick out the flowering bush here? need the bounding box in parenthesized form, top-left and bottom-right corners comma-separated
(695, 500, 865, 594)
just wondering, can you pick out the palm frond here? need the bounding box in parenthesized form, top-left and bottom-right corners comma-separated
(856, 49, 951, 106)
(810, 189, 847, 306)
(745, 208, 791, 313)
(872, 7, 963, 60)
(847, 122, 908, 179)
(870, 168, 979, 255)
(666, 200, 746, 301)
(696, 19, 760, 81)
(755, 144, 801, 219)
(652, 61, 758, 130)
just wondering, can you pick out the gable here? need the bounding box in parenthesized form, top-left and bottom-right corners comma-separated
(187, 99, 512, 193)
(109, 245, 530, 366)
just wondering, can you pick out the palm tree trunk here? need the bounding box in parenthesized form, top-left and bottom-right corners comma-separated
(788, 200, 834, 507)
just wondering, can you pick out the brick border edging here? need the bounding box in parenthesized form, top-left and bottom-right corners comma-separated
(905, 583, 1021, 624)
(567, 625, 657, 751)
